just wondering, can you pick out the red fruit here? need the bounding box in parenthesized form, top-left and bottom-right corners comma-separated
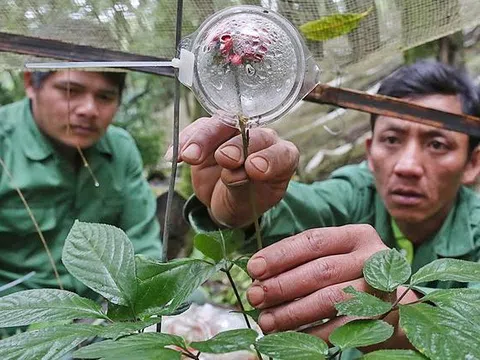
(229, 54, 243, 65)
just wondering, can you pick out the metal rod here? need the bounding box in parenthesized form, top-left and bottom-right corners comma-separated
(162, 0, 184, 263)
(25, 61, 174, 69)
(0, 32, 174, 77)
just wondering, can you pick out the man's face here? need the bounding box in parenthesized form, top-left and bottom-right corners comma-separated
(25, 71, 120, 149)
(367, 94, 480, 225)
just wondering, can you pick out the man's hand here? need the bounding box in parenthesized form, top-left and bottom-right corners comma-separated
(246, 224, 419, 348)
(167, 115, 299, 227)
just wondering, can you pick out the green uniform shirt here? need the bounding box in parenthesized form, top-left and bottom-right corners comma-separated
(0, 99, 161, 296)
(186, 162, 480, 289)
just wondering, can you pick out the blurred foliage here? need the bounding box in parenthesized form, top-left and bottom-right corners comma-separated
(0, 71, 25, 106)
(115, 72, 174, 170)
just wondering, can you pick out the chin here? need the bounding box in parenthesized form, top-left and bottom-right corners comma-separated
(388, 209, 426, 224)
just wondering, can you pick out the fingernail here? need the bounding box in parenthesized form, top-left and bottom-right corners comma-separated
(248, 257, 267, 278)
(250, 157, 269, 173)
(247, 285, 265, 307)
(220, 145, 242, 162)
(226, 179, 249, 187)
(182, 143, 202, 161)
(164, 146, 173, 162)
(259, 312, 276, 333)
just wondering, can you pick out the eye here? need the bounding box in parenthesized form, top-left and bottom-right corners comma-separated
(429, 140, 448, 151)
(97, 93, 118, 103)
(385, 136, 399, 144)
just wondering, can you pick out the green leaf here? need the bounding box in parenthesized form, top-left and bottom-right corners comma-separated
(0, 324, 101, 360)
(194, 229, 244, 262)
(335, 286, 392, 317)
(329, 319, 394, 350)
(256, 331, 328, 359)
(62, 221, 137, 306)
(299, 9, 371, 41)
(73, 333, 185, 359)
(97, 319, 161, 340)
(361, 350, 427, 359)
(399, 303, 480, 359)
(134, 256, 215, 316)
(410, 258, 480, 286)
(363, 249, 411, 292)
(233, 255, 251, 275)
(244, 308, 261, 323)
(0, 289, 107, 327)
(107, 303, 137, 321)
(422, 288, 480, 323)
(190, 329, 257, 354)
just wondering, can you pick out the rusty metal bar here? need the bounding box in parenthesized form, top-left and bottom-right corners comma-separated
(0, 32, 175, 77)
(305, 84, 480, 138)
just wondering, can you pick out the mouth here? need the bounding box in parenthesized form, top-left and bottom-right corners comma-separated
(67, 124, 97, 135)
(389, 188, 425, 206)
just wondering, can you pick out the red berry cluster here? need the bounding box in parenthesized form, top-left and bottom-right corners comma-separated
(209, 32, 269, 66)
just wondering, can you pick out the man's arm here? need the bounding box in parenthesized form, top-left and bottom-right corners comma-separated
(119, 139, 162, 259)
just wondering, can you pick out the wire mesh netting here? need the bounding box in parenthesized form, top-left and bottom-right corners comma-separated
(1, 0, 480, 81)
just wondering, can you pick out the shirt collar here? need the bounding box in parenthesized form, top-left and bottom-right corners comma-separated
(19, 98, 113, 160)
(20, 99, 55, 161)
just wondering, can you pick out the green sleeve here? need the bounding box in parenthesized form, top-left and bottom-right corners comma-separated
(260, 177, 357, 247)
(185, 175, 360, 250)
(119, 139, 162, 259)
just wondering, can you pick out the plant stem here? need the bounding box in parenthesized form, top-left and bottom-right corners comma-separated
(181, 350, 200, 359)
(0, 156, 63, 290)
(238, 117, 263, 251)
(224, 267, 264, 360)
(379, 287, 412, 321)
(329, 348, 342, 359)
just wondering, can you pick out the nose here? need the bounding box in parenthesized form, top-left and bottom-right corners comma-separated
(75, 94, 99, 118)
(393, 140, 423, 178)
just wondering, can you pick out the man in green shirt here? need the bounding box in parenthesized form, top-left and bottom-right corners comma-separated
(173, 61, 480, 348)
(0, 70, 161, 297)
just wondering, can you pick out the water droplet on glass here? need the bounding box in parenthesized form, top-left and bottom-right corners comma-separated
(245, 64, 256, 76)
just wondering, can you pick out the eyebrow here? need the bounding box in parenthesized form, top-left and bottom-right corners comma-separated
(382, 124, 451, 139)
(54, 81, 119, 96)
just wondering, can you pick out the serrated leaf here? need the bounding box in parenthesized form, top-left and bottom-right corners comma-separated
(134, 256, 215, 316)
(97, 319, 161, 340)
(107, 303, 137, 321)
(363, 249, 411, 292)
(361, 350, 427, 359)
(410, 258, 480, 286)
(329, 319, 394, 350)
(62, 221, 137, 306)
(73, 333, 185, 359)
(399, 303, 480, 359)
(190, 329, 257, 354)
(299, 10, 371, 41)
(256, 331, 328, 359)
(0, 289, 107, 327)
(194, 229, 244, 262)
(335, 286, 392, 317)
(422, 288, 480, 324)
(0, 324, 101, 360)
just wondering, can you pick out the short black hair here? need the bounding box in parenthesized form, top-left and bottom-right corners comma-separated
(30, 71, 127, 98)
(371, 60, 480, 153)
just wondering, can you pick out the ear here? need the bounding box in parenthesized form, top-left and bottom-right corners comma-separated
(366, 137, 374, 172)
(24, 72, 36, 99)
(462, 146, 480, 185)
